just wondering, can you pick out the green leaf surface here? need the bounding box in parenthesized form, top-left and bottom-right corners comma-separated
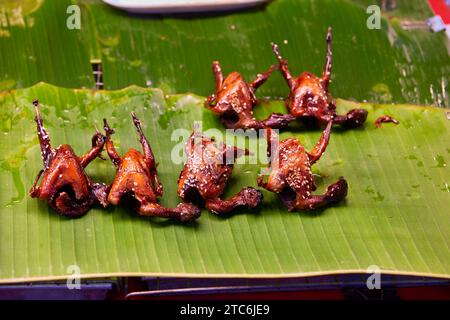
(0, 83, 449, 283)
(0, 0, 94, 89)
(81, 0, 450, 106)
(0, 0, 448, 107)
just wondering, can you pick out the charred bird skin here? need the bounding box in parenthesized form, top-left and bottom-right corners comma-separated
(177, 130, 263, 215)
(102, 113, 200, 222)
(205, 61, 295, 130)
(29, 100, 108, 217)
(258, 121, 348, 211)
(271, 27, 368, 129)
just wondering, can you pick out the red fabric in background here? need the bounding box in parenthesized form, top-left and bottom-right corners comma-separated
(428, 0, 450, 24)
(397, 286, 450, 300)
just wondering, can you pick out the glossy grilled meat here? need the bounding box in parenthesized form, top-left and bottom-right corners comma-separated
(374, 115, 399, 128)
(205, 61, 295, 130)
(258, 121, 348, 211)
(178, 131, 262, 215)
(29, 100, 108, 217)
(271, 27, 368, 128)
(103, 113, 200, 222)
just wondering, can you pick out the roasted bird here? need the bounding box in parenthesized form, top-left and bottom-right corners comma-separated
(103, 113, 200, 222)
(205, 61, 295, 129)
(29, 100, 108, 217)
(178, 130, 263, 215)
(258, 121, 348, 211)
(271, 27, 368, 128)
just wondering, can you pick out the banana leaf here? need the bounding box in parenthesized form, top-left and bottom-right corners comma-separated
(0, 82, 448, 283)
(0, 0, 448, 107)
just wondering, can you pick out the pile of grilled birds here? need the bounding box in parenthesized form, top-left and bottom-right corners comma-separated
(31, 28, 396, 222)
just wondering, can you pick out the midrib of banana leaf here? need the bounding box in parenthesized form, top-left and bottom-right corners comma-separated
(0, 0, 448, 108)
(0, 82, 448, 283)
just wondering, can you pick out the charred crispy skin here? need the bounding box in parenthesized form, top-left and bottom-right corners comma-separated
(177, 131, 263, 215)
(29, 100, 108, 217)
(258, 121, 348, 211)
(271, 27, 368, 128)
(103, 113, 200, 222)
(205, 61, 295, 130)
(374, 115, 399, 128)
